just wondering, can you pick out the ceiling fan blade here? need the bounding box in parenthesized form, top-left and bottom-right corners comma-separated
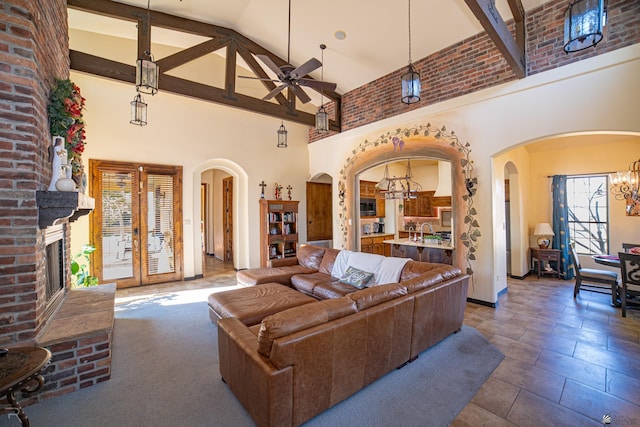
(297, 78, 337, 92)
(290, 57, 322, 79)
(291, 85, 312, 104)
(256, 54, 286, 80)
(263, 84, 287, 101)
(238, 75, 281, 83)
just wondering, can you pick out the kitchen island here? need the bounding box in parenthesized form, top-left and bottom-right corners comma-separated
(384, 237, 454, 264)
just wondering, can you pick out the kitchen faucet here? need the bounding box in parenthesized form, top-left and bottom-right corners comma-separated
(408, 225, 416, 241)
(420, 222, 434, 240)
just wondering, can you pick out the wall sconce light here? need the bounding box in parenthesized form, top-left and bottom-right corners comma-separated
(533, 223, 555, 249)
(277, 121, 288, 148)
(563, 0, 607, 53)
(609, 158, 640, 216)
(401, 0, 421, 104)
(130, 93, 147, 126)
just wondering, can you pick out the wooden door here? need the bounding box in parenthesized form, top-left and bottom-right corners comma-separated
(223, 177, 233, 262)
(306, 182, 332, 241)
(90, 160, 183, 288)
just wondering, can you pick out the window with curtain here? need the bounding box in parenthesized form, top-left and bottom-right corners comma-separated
(566, 175, 609, 255)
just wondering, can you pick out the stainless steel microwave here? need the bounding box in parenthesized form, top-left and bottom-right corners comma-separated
(360, 198, 376, 217)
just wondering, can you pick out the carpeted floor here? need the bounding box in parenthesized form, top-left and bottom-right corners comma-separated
(9, 287, 503, 427)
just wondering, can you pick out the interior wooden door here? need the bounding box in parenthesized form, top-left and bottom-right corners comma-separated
(90, 160, 183, 288)
(306, 182, 332, 241)
(223, 176, 233, 262)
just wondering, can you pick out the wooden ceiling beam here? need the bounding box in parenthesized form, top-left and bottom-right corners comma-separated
(67, 0, 341, 131)
(157, 38, 229, 72)
(464, 0, 526, 78)
(70, 50, 340, 132)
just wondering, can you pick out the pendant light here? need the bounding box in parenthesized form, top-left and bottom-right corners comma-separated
(315, 44, 329, 133)
(401, 0, 421, 104)
(277, 121, 288, 148)
(130, 93, 147, 126)
(135, 0, 159, 95)
(563, 0, 607, 53)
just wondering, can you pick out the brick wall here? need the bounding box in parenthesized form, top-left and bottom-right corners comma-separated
(309, 0, 640, 142)
(0, 0, 70, 345)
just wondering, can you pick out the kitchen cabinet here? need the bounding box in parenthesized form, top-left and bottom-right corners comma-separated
(359, 180, 377, 198)
(402, 191, 451, 217)
(361, 234, 393, 256)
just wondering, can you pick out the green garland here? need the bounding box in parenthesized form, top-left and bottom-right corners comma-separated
(48, 78, 86, 180)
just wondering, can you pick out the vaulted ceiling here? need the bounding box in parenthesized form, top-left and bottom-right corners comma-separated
(68, 0, 551, 128)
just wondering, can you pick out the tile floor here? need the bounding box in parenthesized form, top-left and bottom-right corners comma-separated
(116, 258, 640, 427)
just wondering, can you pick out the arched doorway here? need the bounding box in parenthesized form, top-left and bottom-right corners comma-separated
(338, 124, 478, 274)
(192, 159, 250, 276)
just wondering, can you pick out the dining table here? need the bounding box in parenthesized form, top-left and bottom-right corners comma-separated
(592, 254, 620, 268)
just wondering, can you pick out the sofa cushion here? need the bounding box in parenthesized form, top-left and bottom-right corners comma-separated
(399, 261, 461, 282)
(339, 266, 374, 289)
(237, 265, 316, 286)
(313, 280, 359, 299)
(257, 298, 357, 357)
(297, 244, 326, 270)
(401, 272, 445, 293)
(319, 248, 340, 274)
(291, 272, 331, 295)
(348, 283, 408, 311)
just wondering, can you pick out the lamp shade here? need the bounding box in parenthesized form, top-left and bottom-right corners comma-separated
(533, 223, 554, 236)
(401, 64, 421, 104)
(533, 222, 554, 249)
(136, 57, 159, 95)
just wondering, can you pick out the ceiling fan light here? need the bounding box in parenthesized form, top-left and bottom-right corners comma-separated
(401, 64, 421, 105)
(277, 122, 288, 148)
(315, 106, 329, 134)
(130, 92, 147, 126)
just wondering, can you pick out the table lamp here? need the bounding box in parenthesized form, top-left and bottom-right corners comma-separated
(533, 223, 554, 249)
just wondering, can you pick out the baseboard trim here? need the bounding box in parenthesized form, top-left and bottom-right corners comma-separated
(510, 272, 530, 280)
(184, 274, 203, 281)
(498, 287, 509, 297)
(467, 297, 497, 308)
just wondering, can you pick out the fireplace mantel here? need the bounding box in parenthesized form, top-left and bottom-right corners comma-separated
(36, 191, 95, 228)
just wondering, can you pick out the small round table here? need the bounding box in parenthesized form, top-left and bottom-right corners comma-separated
(0, 347, 51, 427)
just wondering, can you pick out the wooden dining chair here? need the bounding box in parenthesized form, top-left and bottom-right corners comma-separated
(569, 242, 618, 305)
(622, 243, 640, 252)
(618, 252, 640, 317)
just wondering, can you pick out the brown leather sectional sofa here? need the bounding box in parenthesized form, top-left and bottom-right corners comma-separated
(217, 244, 469, 427)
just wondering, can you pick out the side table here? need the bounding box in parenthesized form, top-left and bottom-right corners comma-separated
(531, 248, 561, 279)
(0, 347, 51, 427)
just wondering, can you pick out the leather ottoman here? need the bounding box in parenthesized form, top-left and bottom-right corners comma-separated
(208, 282, 317, 326)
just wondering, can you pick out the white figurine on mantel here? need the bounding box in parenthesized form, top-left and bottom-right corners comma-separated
(47, 136, 75, 191)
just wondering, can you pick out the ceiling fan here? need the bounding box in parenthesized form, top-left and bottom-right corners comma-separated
(239, 0, 337, 104)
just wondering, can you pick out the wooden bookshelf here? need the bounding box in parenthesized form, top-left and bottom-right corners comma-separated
(260, 199, 299, 267)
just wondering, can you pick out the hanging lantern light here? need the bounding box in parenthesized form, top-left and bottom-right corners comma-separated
(401, 0, 421, 104)
(130, 93, 147, 126)
(315, 105, 329, 134)
(136, 53, 159, 95)
(315, 44, 330, 133)
(277, 121, 288, 148)
(563, 0, 607, 53)
(135, 0, 159, 95)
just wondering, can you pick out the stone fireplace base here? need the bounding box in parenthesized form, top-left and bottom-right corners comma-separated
(22, 284, 116, 405)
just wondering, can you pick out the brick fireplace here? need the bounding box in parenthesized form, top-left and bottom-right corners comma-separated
(0, 0, 113, 404)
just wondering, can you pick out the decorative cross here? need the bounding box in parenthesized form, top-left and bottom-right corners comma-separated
(274, 182, 283, 200)
(286, 185, 292, 200)
(259, 180, 266, 199)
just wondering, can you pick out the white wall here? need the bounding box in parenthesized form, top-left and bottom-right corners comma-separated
(309, 45, 640, 304)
